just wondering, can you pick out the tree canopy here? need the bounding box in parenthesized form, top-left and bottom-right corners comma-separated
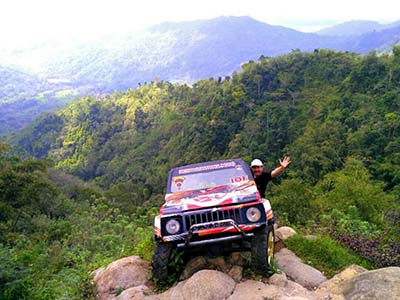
(2, 47, 400, 298)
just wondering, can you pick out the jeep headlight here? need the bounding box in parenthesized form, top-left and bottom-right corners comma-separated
(246, 207, 262, 222)
(165, 219, 180, 234)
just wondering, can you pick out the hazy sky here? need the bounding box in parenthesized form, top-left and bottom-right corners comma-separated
(1, 0, 399, 46)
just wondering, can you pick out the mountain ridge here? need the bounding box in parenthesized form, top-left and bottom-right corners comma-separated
(317, 19, 400, 36)
(1, 16, 400, 134)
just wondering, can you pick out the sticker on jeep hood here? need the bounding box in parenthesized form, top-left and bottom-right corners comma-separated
(161, 181, 258, 214)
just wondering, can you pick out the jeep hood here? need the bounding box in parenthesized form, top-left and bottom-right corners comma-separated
(160, 181, 259, 215)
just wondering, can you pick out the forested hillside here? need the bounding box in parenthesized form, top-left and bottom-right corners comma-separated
(0, 65, 87, 135)
(2, 16, 400, 135)
(2, 48, 400, 298)
(10, 48, 400, 192)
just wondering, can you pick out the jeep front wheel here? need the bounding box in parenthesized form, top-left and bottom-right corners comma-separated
(151, 242, 173, 283)
(251, 224, 275, 275)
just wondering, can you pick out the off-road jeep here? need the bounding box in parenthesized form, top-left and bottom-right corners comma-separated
(151, 159, 275, 282)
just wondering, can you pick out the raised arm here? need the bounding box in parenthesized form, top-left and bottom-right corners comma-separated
(271, 156, 291, 177)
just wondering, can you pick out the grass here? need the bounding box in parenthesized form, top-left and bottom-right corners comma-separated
(284, 234, 372, 278)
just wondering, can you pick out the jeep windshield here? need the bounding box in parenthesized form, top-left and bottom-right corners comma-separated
(168, 160, 253, 193)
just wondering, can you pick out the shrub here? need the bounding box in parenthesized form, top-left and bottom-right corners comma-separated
(329, 227, 400, 268)
(270, 178, 317, 226)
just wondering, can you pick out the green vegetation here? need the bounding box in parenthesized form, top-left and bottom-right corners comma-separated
(2, 47, 400, 298)
(0, 142, 155, 299)
(284, 235, 371, 278)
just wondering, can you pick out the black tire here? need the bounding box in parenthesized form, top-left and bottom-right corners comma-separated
(251, 224, 275, 275)
(151, 242, 173, 283)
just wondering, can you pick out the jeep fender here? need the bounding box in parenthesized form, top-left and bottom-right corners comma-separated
(261, 198, 274, 222)
(153, 215, 162, 239)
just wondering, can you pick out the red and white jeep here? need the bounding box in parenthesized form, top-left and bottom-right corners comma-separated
(151, 159, 275, 282)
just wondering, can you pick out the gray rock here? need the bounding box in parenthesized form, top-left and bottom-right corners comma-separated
(182, 269, 236, 300)
(151, 281, 187, 300)
(91, 266, 106, 280)
(113, 285, 151, 300)
(269, 272, 289, 287)
(180, 256, 207, 280)
(136, 270, 235, 300)
(228, 279, 314, 300)
(275, 248, 327, 290)
(228, 265, 243, 283)
(92, 245, 398, 300)
(275, 226, 297, 241)
(228, 280, 281, 300)
(280, 280, 316, 299)
(316, 264, 367, 294)
(332, 267, 400, 300)
(94, 256, 150, 300)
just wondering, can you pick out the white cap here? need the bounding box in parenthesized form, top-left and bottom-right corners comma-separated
(250, 159, 263, 167)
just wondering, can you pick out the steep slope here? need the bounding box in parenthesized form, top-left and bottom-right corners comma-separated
(10, 49, 400, 192)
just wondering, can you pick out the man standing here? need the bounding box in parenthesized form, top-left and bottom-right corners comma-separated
(250, 157, 291, 198)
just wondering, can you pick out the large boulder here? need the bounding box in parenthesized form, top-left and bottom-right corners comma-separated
(93, 256, 150, 300)
(316, 264, 367, 294)
(275, 248, 327, 290)
(228, 278, 313, 300)
(269, 272, 290, 287)
(228, 280, 281, 300)
(113, 285, 152, 300)
(275, 226, 297, 241)
(155, 269, 236, 300)
(182, 269, 236, 300)
(330, 267, 400, 300)
(92, 251, 400, 300)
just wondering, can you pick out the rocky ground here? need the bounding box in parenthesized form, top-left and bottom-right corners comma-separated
(92, 227, 400, 300)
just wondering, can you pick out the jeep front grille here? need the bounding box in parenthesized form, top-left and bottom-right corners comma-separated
(184, 208, 242, 229)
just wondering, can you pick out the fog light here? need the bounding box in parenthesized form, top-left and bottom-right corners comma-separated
(165, 219, 180, 234)
(246, 207, 261, 222)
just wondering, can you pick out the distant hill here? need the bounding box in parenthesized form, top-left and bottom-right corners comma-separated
(317, 20, 386, 36)
(0, 66, 40, 100)
(0, 65, 90, 135)
(317, 20, 400, 36)
(19, 17, 336, 92)
(2, 16, 400, 134)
